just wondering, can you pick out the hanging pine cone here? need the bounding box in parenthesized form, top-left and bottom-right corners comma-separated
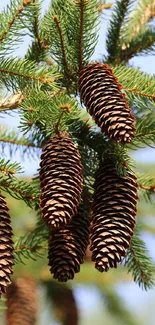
(40, 132, 83, 229)
(48, 204, 89, 282)
(78, 62, 135, 143)
(90, 159, 138, 272)
(6, 277, 38, 325)
(0, 194, 14, 296)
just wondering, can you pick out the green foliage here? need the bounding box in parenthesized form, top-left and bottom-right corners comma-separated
(0, 125, 40, 159)
(106, 0, 132, 63)
(0, 0, 34, 54)
(0, 57, 59, 91)
(14, 217, 48, 263)
(20, 90, 81, 137)
(125, 227, 155, 290)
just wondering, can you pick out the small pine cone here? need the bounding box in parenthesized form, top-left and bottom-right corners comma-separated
(78, 62, 135, 143)
(6, 277, 38, 325)
(90, 160, 138, 272)
(48, 204, 89, 282)
(40, 132, 83, 229)
(0, 194, 14, 296)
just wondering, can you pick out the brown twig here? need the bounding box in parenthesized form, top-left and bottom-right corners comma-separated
(32, 0, 49, 60)
(74, 0, 85, 71)
(0, 68, 55, 84)
(138, 183, 155, 191)
(0, 0, 32, 42)
(98, 3, 112, 12)
(136, 131, 155, 138)
(0, 138, 40, 148)
(124, 87, 155, 100)
(15, 244, 47, 252)
(1, 182, 36, 200)
(54, 104, 71, 133)
(53, 15, 69, 75)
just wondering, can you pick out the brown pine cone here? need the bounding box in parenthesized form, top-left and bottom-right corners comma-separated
(78, 62, 135, 143)
(0, 194, 14, 296)
(40, 132, 83, 229)
(6, 277, 38, 325)
(90, 159, 138, 272)
(48, 204, 89, 282)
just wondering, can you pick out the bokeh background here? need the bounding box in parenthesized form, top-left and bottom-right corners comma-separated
(0, 0, 155, 324)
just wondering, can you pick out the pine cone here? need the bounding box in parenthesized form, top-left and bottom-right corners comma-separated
(48, 204, 89, 282)
(90, 160, 138, 272)
(40, 132, 83, 229)
(6, 277, 38, 325)
(78, 62, 135, 143)
(0, 194, 14, 296)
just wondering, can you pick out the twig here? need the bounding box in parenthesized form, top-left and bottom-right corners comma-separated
(53, 15, 69, 75)
(0, 0, 32, 42)
(98, 3, 112, 12)
(0, 93, 24, 111)
(32, 0, 49, 60)
(124, 87, 155, 100)
(54, 104, 71, 133)
(0, 138, 41, 149)
(74, 0, 85, 71)
(0, 68, 55, 84)
(0, 182, 36, 200)
(138, 183, 155, 191)
(136, 131, 155, 138)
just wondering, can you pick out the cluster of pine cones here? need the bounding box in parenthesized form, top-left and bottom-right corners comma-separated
(0, 62, 138, 297)
(40, 62, 138, 282)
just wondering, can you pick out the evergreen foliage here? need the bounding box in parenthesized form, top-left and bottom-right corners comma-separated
(0, 0, 155, 317)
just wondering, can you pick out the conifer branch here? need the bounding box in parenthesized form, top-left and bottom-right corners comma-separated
(124, 88, 155, 100)
(0, 68, 54, 84)
(138, 183, 155, 192)
(0, 159, 23, 175)
(125, 228, 155, 290)
(0, 0, 32, 42)
(0, 138, 40, 149)
(106, 0, 130, 63)
(75, 0, 85, 71)
(53, 15, 69, 75)
(1, 181, 36, 201)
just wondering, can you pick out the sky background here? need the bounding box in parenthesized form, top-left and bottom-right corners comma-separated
(0, 0, 155, 324)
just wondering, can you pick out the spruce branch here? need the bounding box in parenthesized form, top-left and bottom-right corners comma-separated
(0, 0, 32, 43)
(125, 0, 155, 37)
(0, 57, 59, 91)
(14, 217, 49, 262)
(130, 113, 155, 148)
(0, 125, 41, 159)
(53, 15, 69, 75)
(0, 173, 38, 206)
(124, 227, 155, 290)
(0, 158, 23, 175)
(137, 173, 155, 202)
(106, 0, 131, 63)
(20, 90, 80, 136)
(75, 0, 85, 71)
(113, 65, 155, 106)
